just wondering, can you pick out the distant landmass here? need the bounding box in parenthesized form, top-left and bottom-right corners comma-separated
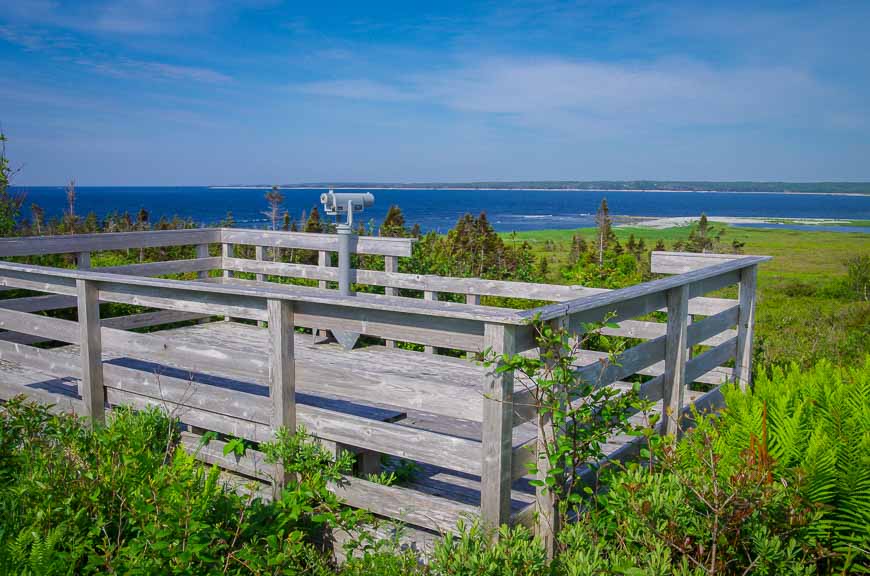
(272, 181, 870, 195)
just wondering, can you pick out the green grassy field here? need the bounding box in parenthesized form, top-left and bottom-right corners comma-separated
(506, 225, 870, 367)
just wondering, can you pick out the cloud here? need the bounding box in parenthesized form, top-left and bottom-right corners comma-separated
(292, 56, 864, 135)
(71, 57, 231, 83)
(293, 79, 417, 102)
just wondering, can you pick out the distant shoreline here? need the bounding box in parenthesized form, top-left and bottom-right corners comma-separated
(208, 186, 868, 197)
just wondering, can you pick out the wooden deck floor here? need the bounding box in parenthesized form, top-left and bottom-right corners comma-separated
(0, 320, 717, 525)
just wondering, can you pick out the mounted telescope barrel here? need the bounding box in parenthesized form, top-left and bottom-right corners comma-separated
(320, 190, 376, 350)
(320, 191, 374, 225)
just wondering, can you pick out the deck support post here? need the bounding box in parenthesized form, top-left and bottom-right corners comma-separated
(466, 294, 481, 359)
(423, 291, 438, 354)
(256, 246, 267, 327)
(536, 316, 567, 559)
(663, 284, 689, 437)
(221, 244, 233, 321)
(480, 323, 516, 534)
(734, 264, 758, 391)
(195, 244, 212, 325)
(76, 279, 105, 426)
(268, 298, 296, 494)
(384, 255, 398, 348)
(76, 251, 91, 269)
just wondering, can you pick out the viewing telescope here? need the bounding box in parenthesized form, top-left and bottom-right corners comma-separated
(320, 191, 374, 226)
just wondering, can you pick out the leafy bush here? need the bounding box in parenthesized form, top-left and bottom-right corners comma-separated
(717, 359, 870, 568)
(0, 398, 363, 574)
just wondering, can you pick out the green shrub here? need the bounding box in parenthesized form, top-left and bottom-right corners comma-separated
(0, 398, 362, 574)
(717, 359, 870, 568)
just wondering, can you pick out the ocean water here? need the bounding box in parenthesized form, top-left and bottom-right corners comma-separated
(10, 187, 870, 233)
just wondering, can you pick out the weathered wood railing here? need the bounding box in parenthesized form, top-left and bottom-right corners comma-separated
(0, 229, 768, 546)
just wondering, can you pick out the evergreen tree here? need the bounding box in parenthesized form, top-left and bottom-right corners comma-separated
(654, 239, 666, 251)
(304, 206, 322, 233)
(380, 205, 407, 237)
(594, 198, 617, 265)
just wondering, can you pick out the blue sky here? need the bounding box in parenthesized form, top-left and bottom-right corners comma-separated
(1, 0, 868, 185)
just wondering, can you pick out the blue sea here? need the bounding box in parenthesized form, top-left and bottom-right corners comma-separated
(9, 187, 870, 233)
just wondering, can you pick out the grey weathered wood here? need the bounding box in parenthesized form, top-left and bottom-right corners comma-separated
(268, 298, 296, 490)
(519, 256, 769, 324)
(222, 244, 234, 280)
(318, 251, 330, 289)
(0, 337, 482, 473)
(256, 246, 268, 327)
(0, 228, 221, 257)
(220, 228, 415, 257)
(96, 257, 221, 277)
(734, 265, 758, 390)
(423, 290, 437, 354)
(480, 323, 517, 531)
(77, 251, 91, 269)
(662, 284, 689, 437)
(195, 243, 211, 279)
(384, 255, 398, 348)
(0, 260, 521, 324)
(651, 251, 749, 275)
(536, 317, 566, 558)
(76, 279, 105, 426)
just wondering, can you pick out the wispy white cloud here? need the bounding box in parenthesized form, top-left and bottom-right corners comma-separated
(292, 55, 864, 134)
(71, 56, 231, 83)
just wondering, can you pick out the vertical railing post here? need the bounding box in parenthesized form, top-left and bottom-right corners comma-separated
(76, 251, 91, 269)
(423, 290, 438, 354)
(77, 279, 105, 426)
(466, 293, 481, 359)
(195, 244, 210, 279)
(734, 265, 758, 391)
(481, 323, 516, 532)
(268, 298, 296, 494)
(221, 244, 233, 321)
(536, 316, 566, 559)
(256, 246, 267, 327)
(384, 255, 399, 348)
(663, 284, 689, 437)
(314, 250, 330, 342)
(195, 244, 211, 325)
(222, 243, 234, 279)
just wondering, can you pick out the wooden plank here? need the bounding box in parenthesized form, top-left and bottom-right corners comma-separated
(317, 251, 330, 289)
(0, 339, 481, 474)
(662, 284, 689, 437)
(651, 251, 749, 275)
(734, 265, 758, 390)
(384, 255, 398, 348)
(268, 299, 296, 489)
(519, 256, 769, 324)
(76, 279, 105, 426)
(195, 244, 211, 286)
(96, 257, 221, 277)
(0, 228, 220, 257)
(77, 252, 91, 269)
(423, 291, 437, 354)
(685, 337, 737, 386)
(480, 323, 516, 530)
(220, 229, 415, 257)
(222, 244, 234, 279)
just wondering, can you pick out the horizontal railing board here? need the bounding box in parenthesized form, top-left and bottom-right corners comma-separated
(93, 257, 221, 277)
(0, 339, 482, 474)
(651, 251, 751, 275)
(0, 228, 220, 257)
(0, 260, 524, 325)
(223, 257, 593, 301)
(519, 256, 768, 325)
(220, 229, 415, 257)
(181, 432, 478, 533)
